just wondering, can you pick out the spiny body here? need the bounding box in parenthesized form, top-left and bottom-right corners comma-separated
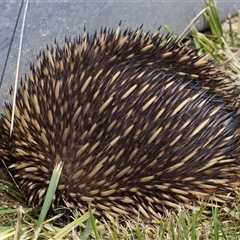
(0, 25, 240, 220)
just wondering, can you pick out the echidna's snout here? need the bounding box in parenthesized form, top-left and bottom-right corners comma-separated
(0, 24, 240, 220)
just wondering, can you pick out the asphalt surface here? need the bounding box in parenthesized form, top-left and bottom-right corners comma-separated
(0, 1, 240, 110)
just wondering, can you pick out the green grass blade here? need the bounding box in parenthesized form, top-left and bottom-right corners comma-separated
(89, 209, 99, 240)
(191, 211, 197, 240)
(81, 215, 94, 240)
(179, 212, 189, 240)
(33, 161, 63, 239)
(212, 207, 219, 240)
(53, 211, 90, 239)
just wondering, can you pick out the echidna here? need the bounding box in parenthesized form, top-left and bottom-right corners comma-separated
(1, 25, 240, 220)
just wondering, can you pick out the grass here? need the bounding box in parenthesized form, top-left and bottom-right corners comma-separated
(0, 199, 239, 239)
(191, 0, 240, 78)
(0, 0, 240, 239)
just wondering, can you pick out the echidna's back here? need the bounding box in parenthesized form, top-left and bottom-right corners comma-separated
(1, 26, 240, 219)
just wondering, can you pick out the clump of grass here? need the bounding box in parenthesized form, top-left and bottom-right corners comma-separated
(0, 200, 239, 239)
(191, 0, 240, 79)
